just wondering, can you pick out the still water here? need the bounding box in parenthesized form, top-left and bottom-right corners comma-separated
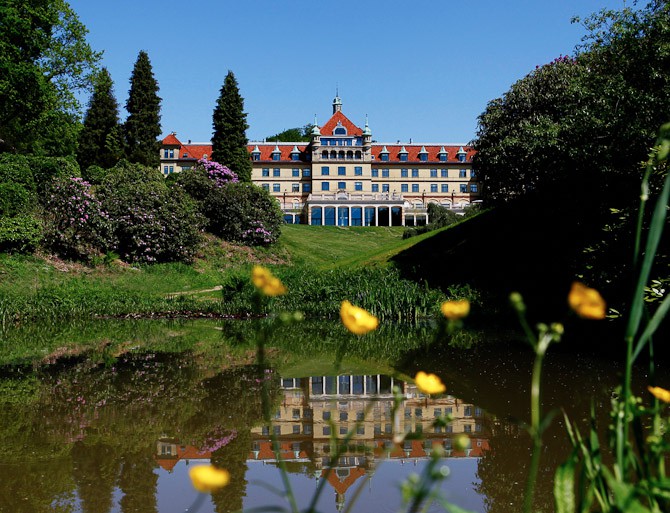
(0, 319, 658, 513)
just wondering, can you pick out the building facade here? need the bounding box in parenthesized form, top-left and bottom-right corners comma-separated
(159, 97, 480, 226)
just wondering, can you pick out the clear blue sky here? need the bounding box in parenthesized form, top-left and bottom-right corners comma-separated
(68, 0, 627, 145)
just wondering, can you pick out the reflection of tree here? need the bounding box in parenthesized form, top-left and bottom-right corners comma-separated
(72, 442, 119, 513)
(211, 429, 252, 513)
(0, 459, 75, 513)
(475, 421, 559, 513)
(119, 449, 158, 513)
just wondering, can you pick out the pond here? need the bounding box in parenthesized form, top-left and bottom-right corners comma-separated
(0, 319, 660, 513)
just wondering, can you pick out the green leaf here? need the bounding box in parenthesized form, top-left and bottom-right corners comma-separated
(554, 458, 576, 513)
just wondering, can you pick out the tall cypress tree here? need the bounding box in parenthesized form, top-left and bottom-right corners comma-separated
(212, 71, 252, 182)
(124, 50, 161, 168)
(77, 68, 121, 170)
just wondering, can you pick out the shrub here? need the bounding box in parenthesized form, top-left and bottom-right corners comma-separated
(0, 182, 33, 217)
(203, 182, 282, 245)
(0, 215, 42, 253)
(41, 177, 113, 260)
(81, 165, 110, 185)
(97, 161, 204, 263)
(27, 156, 80, 196)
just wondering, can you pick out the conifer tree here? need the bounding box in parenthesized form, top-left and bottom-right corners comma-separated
(212, 71, 252, 182)
(124, 51, 161, 167)
(77, 68, 121, 170)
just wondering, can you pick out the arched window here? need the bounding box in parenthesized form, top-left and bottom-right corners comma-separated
(355, 151, 362, 159)
(334, 126, 347, 135)
(346, 151, 353, 160)
(322, 151, 328, 159)
(330, 150, 337, 159)
(338, 150, 345, 159)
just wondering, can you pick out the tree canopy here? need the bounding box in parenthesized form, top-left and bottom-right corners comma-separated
(124, 51, 161, 168)
(474, 0, 670, 209)
(212, 71, 252, 182)
(0, 0, 100, 155)
(77, 68, 122, 170)
(264, 125, 314, 143)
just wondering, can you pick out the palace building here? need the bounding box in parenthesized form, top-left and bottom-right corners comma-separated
(159, 96, 480, 226)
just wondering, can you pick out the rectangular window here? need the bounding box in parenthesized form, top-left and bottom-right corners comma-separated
(441, 169, 448, 178)
(380, 154, 389, 162)
(430, 184, 438, 193)
(412, 169, 419, 178)
(321, 166, 330, 176)
(371, 184, 379, 192)
(371, 169, 379, 177)
(273, 183, 280, 192)
(412, 184, 419, 193)
(292, 408, 301, 419)
(163, 149, 169, 158)
(430, 169, 437, 178)
(357, 425, 365, 435)
(303, 168, 311, 177)
(338, 166, 346, 176)
(262, 183, 269, 191)
(382, 183, 389, 192)
(262, 168, 270, 177)
(460, 183, 467, 193)
(292, 168, 300, 177)
(272, 153, 281, 161)
(354, 181, 362, 191)
(323, 410, 331, 420)
(470, 184, 478, 193)
(441, 184, 449, 193)
(471, 169, 476, 178)
(303, 183, 311, 192)
(382, 168, 389, 178)
(322, 182, 330, 191)
(354, 166, 362, 176)
(292, 183, 300, 192)
(401, 168, 408, 178)
(163, 166, 169, 174)
(169, 166, 174, 173)
(420, 153, 428, 162)
(401, 184, 408, 192)
(400, 154, 408, 162)
(169, 149, 174, 158)
(323, 426, 331, 436)
(459, 169, 467, 178)
(293, 425, 301, 434)
(439, 154, 447, 162)
(273, 168, 281, 177)
(337, 181, 346, 190)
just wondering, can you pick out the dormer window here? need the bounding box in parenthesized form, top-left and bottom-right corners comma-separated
(399, 146, 408, 162)
(251, 145, 261, 161)
(334, 121, 347, 135)
(379, 146, 389, 162)
(290, 145, 300, 161)
(456, 147, 467, 163)
(418, 146, 428, 162)
(271, 145, 281, 161)
(438, 146, 448, 162)
(203, 154, 208, 159)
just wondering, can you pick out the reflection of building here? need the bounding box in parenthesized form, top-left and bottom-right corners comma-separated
(155, 374, 489, 512)
(159, 96, 479, 226)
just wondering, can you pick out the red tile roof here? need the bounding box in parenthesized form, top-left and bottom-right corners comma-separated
(319, 111, 363, 137)
(162, 133, 181, 146)
(371, 144, 474, 164)
(246, 143, 308, 162)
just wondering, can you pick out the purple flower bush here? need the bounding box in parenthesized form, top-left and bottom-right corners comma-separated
(197, 158, 238, 186)
(43, 176, 113, 260)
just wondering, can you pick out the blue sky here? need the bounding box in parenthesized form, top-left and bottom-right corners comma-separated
(69, 0, 627, 145)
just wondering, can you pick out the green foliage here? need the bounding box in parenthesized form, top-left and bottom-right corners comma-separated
(96, 161, 204, 263)
(0, 214, 42, 253)
(77, 68, 122, 170)
(0, 183, 33, 218)
(81, 164, 110, 185)
(124, 51, 161, 168)
(203, 182, 283, 245)
(211, 71, 252, 181)
(0, 0, 100, 155)
(264, 125, 314, 142)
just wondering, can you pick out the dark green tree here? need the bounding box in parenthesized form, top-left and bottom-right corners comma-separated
(77, 68, 122, 170)
(124, 51, 161, 167)
(0, 0, 100, 155)
(212, 71, 252, 182)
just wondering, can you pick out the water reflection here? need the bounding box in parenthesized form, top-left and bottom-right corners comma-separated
(0, 353, 490, 513)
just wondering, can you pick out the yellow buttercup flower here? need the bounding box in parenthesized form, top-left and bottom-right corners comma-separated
(568, 282, 606, 320)
(441, 299, 470, 320)
(648, 386, 670, 403)
(340, 300, 378, 335)
(189, 465, 230, 493)
(251, 265, 287, 296)
(415, 371, 446, 395)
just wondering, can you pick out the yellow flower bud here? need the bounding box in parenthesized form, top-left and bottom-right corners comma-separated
(648, 386, 670, 403)
(440, 299, 470, 320)
(415, 371, 446, 395)
(454, 434, 471, 451)
(340, 300, 378, 335)
(251, 266, 287, 296)
(189, 465, 230, 493)
(568, 282, 606, 320)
